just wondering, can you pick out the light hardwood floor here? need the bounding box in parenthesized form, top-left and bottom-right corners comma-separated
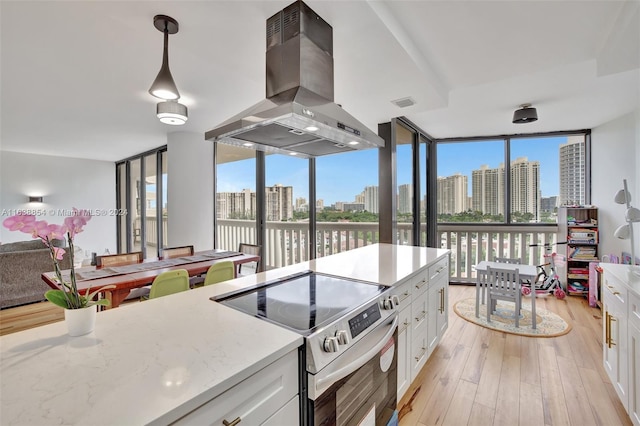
(399, 285, 632, 426)
(0, 286, 632, 425)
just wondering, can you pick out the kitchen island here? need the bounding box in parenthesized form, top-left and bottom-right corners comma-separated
(0, 244, 449, 425)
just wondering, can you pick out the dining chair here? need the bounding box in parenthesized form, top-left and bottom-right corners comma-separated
(204, 261, 235, 286)
(96, 251, 143, 268)
(486, 266, 522, 327)
(161, 245, 194, 259)
(238, 243, 262, 275)
(148, 269, 190, 299)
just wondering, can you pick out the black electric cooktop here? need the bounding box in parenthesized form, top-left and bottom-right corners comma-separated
(212, 271, 386, 335)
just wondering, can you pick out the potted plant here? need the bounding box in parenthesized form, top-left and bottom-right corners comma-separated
(2, 208, 114, 336)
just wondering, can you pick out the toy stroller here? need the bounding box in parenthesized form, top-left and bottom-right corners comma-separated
(522, 243, 567, 299)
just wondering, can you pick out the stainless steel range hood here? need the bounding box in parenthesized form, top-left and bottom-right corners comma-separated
(205, 1, 384, 158)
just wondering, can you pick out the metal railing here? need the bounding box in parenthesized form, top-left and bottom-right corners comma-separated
(216, 219, 559, 282)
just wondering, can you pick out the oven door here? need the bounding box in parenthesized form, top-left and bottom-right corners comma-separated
(308, 315, 398, 426)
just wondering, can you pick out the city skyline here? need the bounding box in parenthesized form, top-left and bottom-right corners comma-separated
(217, 135, 574, 207)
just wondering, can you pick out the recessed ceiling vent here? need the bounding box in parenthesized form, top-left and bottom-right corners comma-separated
(391, 97, 416, 108)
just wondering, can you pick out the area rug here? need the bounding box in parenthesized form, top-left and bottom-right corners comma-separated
(453, 298, 571, 337)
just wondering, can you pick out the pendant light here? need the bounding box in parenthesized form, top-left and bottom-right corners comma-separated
(512, 103, 538, 124)
(149, 15, 188, 125)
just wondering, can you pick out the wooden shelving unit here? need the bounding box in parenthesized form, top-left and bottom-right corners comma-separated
(558, 206, 599, 297)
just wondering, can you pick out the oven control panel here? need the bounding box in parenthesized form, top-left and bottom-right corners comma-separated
(348, 303, 382, 338)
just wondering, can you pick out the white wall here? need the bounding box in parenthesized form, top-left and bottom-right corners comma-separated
(0, 151, 117, 257)
(592, 110, 640, 263)
(166, 132, 214, 251)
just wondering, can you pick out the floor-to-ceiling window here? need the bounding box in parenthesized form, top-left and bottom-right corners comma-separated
(115, 147, 167, 257)
(315, 149, 379, 257)
(265, 154, 309, 268)
(215, 144, 257, 252)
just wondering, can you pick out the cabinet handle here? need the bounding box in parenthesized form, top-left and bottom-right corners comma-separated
(223, 417, 241, 426)
(415, 310, 426, 322)
(415, 346, 427, 362)
(607, 313, 617, 349)
(416, 279, 427, 290)
(399, 291, 410, 303)
(439, 288, 445, 314)
(400, 319, 410, 333)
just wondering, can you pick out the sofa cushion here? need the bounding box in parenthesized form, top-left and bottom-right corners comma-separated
(0, 239, 66, 253)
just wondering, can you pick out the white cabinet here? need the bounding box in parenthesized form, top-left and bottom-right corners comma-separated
(392, 280, 413, 401)
(173, 350, 299, 425)
(629, 320, 640, 426)
(602, 266, 640, 426)
(394, 255, 450, 399)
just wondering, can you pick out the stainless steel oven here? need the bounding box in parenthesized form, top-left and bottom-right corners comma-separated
(213, 271, 400, 426)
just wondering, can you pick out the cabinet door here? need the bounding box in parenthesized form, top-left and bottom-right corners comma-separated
(629, 322, 640, 426)
(173, 350, 298, 425)
(411, 333, 429, 382)
(427, 285, 439, 355)
(603, 296, 629, 411)
(397, 305, 412, 401)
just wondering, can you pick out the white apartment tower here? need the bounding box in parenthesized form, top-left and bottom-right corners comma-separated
(472, 164, 505, 215)
(437, 174, 468, 214)
(398, 184, 413, 214)
(559, 136, 585, 206)
(265, 184, 293, 221)
(364, 186, 379, 214)
(510, 157, 540, 220)
(216, 188, 255, 219)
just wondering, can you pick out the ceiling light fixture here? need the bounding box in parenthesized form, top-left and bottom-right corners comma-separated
(512, 103, 538, 124)
(157, 100, 188, 125)
(149, 15, 188, 125)
(149, 15, 180, 100)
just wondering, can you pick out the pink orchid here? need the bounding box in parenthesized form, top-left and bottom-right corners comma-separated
(28, 220, 50, 240)
(45, 224, 67, 241)
(52, 246, 66, 261)
(2, 214, 36, 232)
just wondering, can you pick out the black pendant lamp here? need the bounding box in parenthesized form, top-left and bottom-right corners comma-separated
(149, 15, 180, 100)
(149, 15, 187, 125)
(512, 103, 538, 124)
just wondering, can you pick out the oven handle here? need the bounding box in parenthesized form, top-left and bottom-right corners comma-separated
(316, 315, 398, 390)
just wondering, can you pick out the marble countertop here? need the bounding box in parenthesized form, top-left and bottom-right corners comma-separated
(600, 263, 640, 297)
(0, 243, 449, 425)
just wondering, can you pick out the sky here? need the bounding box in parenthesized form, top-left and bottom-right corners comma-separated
(217, 135, 570, 205)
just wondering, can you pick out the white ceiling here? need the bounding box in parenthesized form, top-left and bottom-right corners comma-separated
(1, 0, 638, 162)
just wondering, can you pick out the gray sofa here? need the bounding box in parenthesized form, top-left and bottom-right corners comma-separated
(0, 240, 70, 309)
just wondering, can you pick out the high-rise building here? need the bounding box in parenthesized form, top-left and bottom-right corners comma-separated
(355, 192, 365, 204)
(541, 196, 558, 213)
(511, 157, 540, 220)
(472, 164, 505, 215)
(437, 174, 468, 214)
(364, 186, 379, 213)
(398, 183, 413, 214)
(216, 188, 255, 219)
(559, 136, 585, 206)
(266, 184, 293, 221)
(316, 199, 324, 211)
(295, 197, 307, 212)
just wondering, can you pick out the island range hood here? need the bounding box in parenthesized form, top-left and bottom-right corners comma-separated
(205, 0, 384, 158)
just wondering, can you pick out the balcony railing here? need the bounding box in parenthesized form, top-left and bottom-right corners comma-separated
(216, 219, 559, 282)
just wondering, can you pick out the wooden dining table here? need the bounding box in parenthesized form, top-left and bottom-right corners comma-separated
(474, 260, 538, 329)
(42, 250, 260, 309)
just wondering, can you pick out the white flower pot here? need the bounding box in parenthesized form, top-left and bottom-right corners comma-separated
(64, 306, 97, 337)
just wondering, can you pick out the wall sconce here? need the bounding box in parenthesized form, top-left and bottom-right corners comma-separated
(28, 196, 44, 203)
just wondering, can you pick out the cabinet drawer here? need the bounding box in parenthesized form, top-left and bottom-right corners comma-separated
(603, 274, 627, 307)
(411, 290, 428, 337)
(428, 257, 449, 283)
(262, 395, 299, 426)
(173, 350, 298, 425)
(411, 334, 429, 381)
(412, 270, 429, 298)
(391, 280, 412, 312)
(398, 305, 412, 337)
(629, 291, 640, 331)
